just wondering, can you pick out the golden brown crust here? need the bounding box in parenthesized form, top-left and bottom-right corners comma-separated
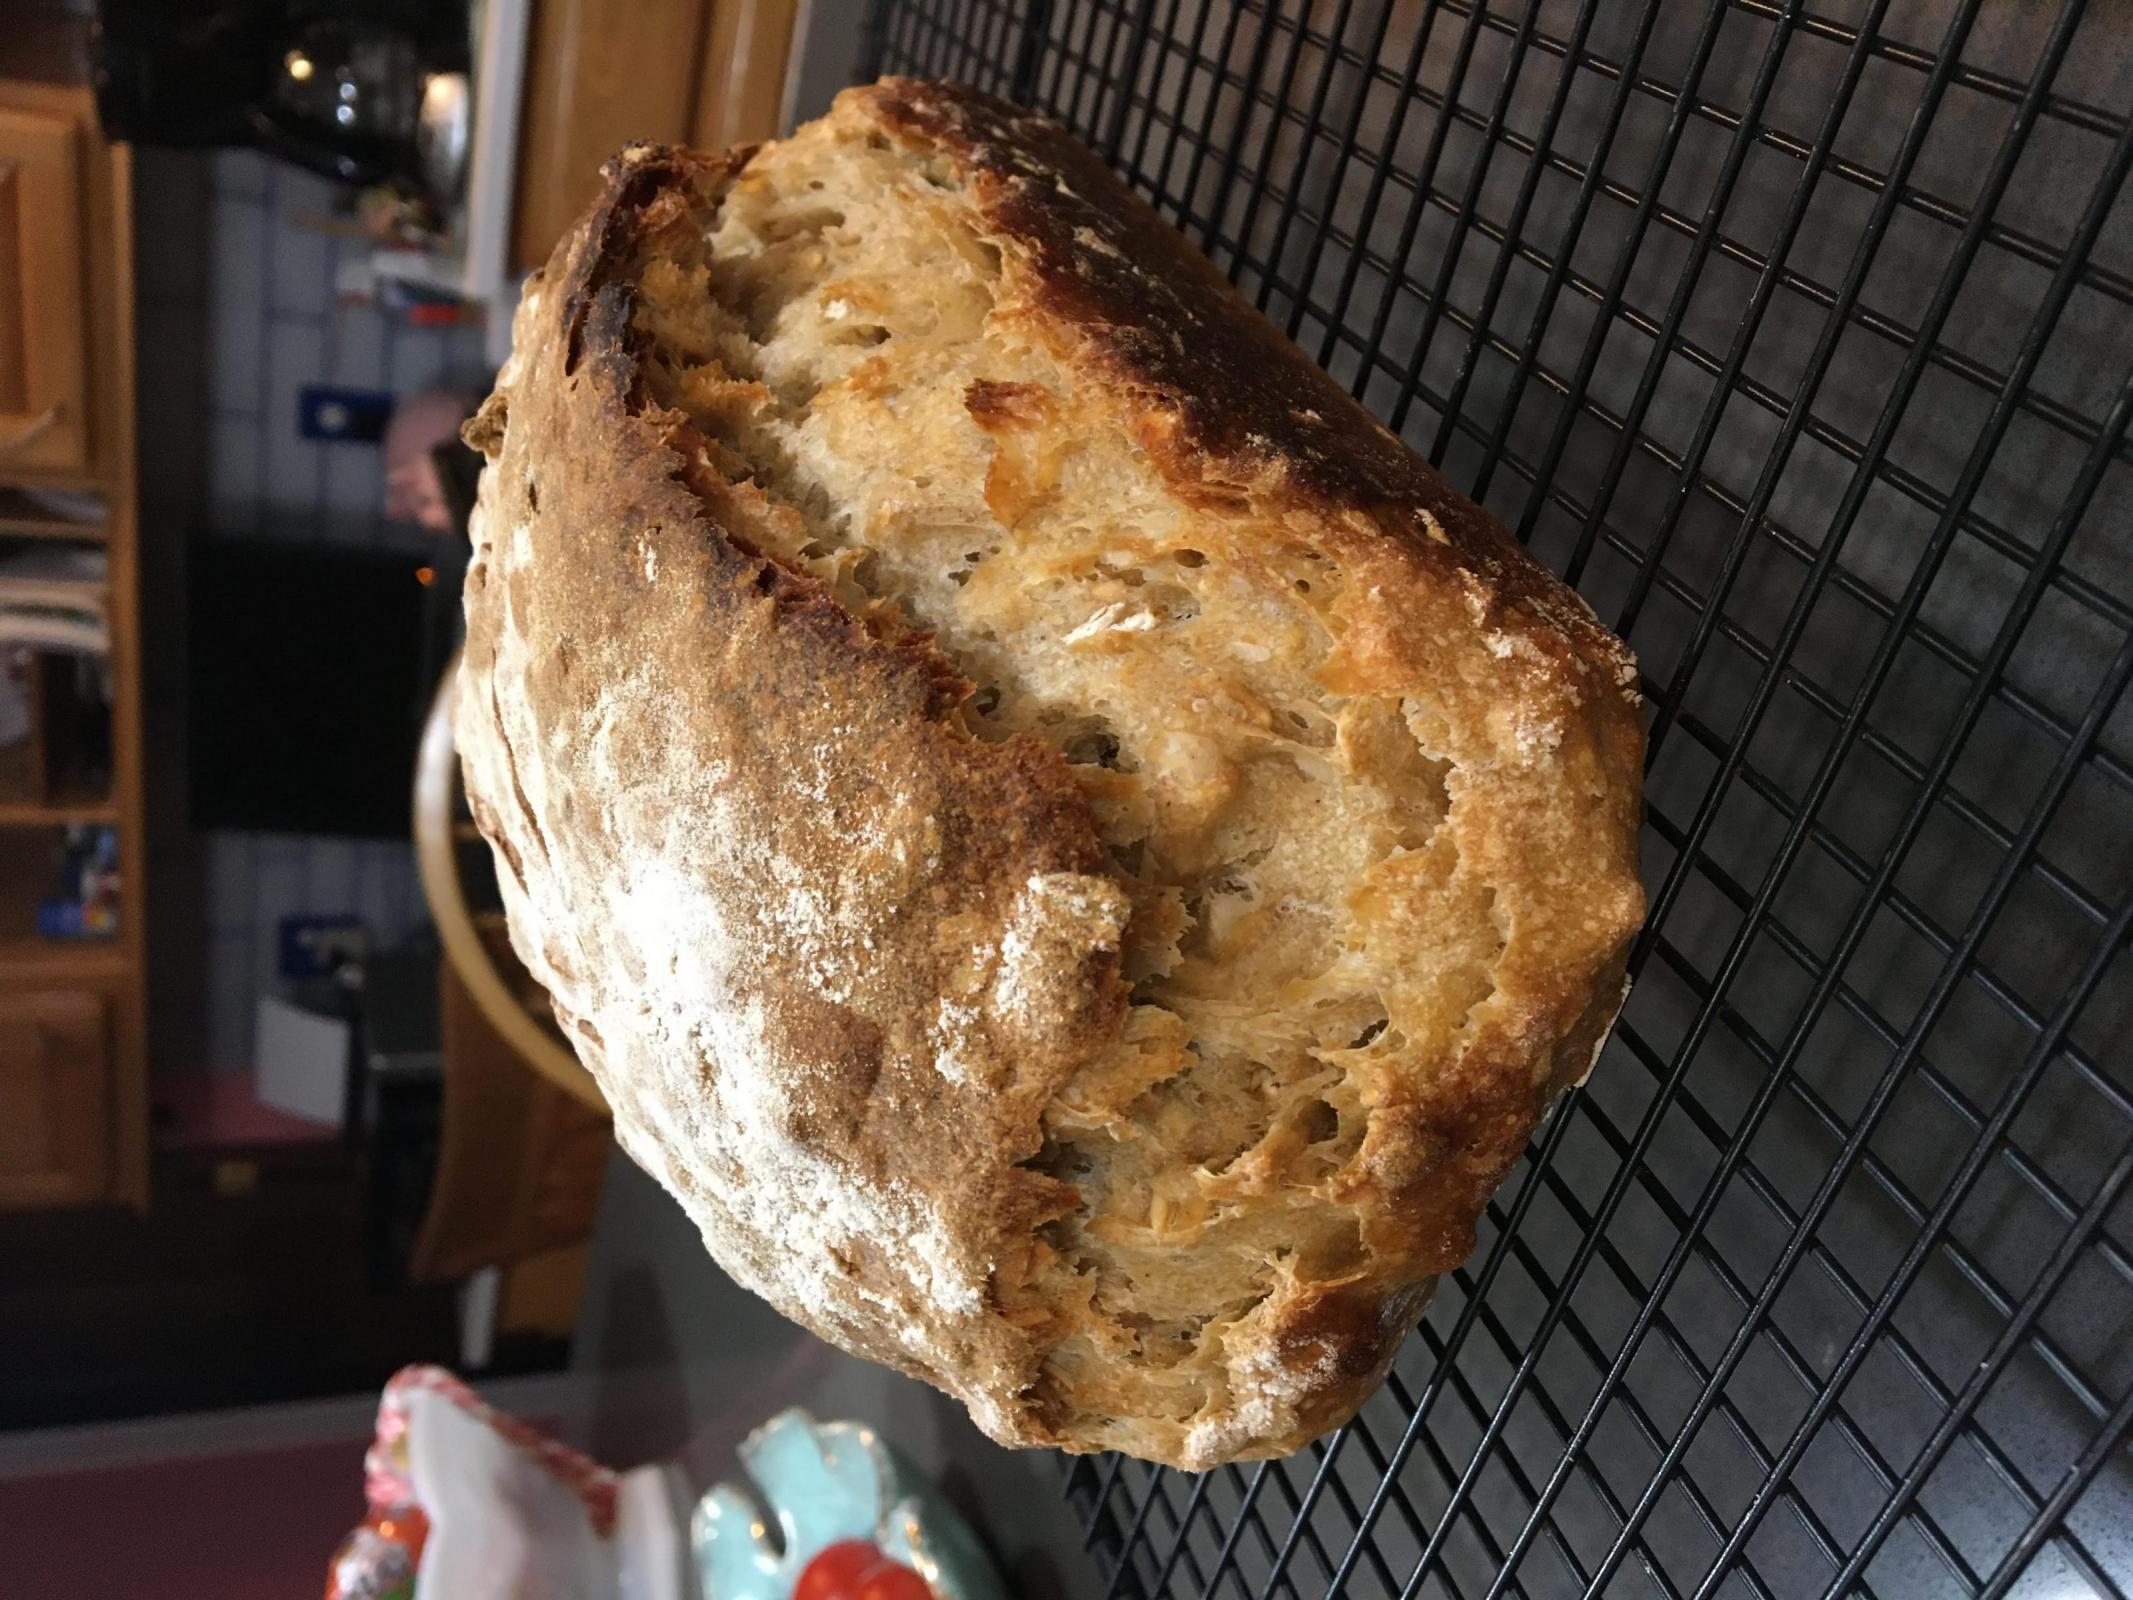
(855, 73, 1643, 1313)
(457, 84, 1644, 1470)
(863, 79, 1633, 665)
(458, 140, 1124, 1437)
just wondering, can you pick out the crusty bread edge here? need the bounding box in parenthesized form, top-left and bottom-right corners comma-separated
(857, 70, 1647, 1327)
(458, 82, 1646, 1470)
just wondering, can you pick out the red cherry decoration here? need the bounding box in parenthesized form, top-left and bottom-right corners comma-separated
(794, 1539, 932, 1600)
(794, 1542, 880, 1600)
(853, 1564, 935, 1600)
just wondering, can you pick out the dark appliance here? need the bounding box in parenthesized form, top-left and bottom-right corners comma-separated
(90, 0, 468, 194)
(187, 536, 446, 840)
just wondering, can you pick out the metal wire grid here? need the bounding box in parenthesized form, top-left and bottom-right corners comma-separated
(861, 3, 2132, 1597)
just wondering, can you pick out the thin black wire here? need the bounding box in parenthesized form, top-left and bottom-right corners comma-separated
(1187, 0, 1288, 266)
(1033, 0, 1095, 118)
(1529, 394, 2132, 1588)
(1330, 0, 1497, 402)
(1336, 16, 1841, 1591)
(1298, 0, 2133, 311)
(1537, 0, 2018, 1574)
(1112, 0, 1185, 181)
(961, 0, 2133, 328)
(1204, 0, 1322, 295)
(1432, 0, 1641, 481)
(1976, 1377, 2133, 1600)
(1826, 1067, 2133, 1599)
(1246, 179, 2133, 645)
(976, 0, 1022, 95)
(1247, 0, 1393, 333)
(1083, 0, 1140, 137)
(1517, 109, 2133, 1595)
(1109, 1436, 1374, 1599)
(1234, 0, 1371, 321)
(1161, 0, 1253, 255)
(1512, 1086, 1989, 1590)
(1432, 1220, 1827, 1598)
(1379, 0, 1549, 441)
(1199, 1461, 1304, 1600)
(1281, 1110, 1586, 1595)
(1634, 914, 2133, 1424)
(1127, 1467, 1219, 1599)
(1115, 1465, 1219, 1599)
(1102, 1464, 1182, 1599)
(1081, 1451, 1132, 1559)
(1098, 0, 1158, 162)
(1162, 14, 2133, 487)
(859, 2, 2133, 1596)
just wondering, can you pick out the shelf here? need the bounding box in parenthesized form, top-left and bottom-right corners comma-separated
(0, 934, 127, 976)
(0, 649, 114, 817)
(0, 798, 116, 826)
(0, 823, 121, 971)
(0, 487, 105, 542)
(0, 515, 105, 542)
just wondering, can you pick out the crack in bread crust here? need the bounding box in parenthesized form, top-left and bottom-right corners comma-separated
(457, 83, 1646, 1470)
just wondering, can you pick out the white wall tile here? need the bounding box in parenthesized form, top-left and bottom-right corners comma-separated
(387, 329, 446, 395)
(207, 192, 267, 413)
(207, 416, 262, 535)
(248, 839, 308, 991)
(203, 831, 254, 938)
(209, 149, 270, 199)
(263, 319, 327, 520)
(330, 303, 387, 390)
(157, 151, 491, 1067)
(323, 444, 382, 527)
(268, 215, 333, 318)
(207, 926, 256, 1070)
(358, 841, 423, 943)
(304, 837, 356, 913)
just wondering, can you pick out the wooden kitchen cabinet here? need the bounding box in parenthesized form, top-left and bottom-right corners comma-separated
(0, 988, 109, 1207)
(0, 103, 90, 476)
(511, 0, 801, 273)
(0, 35, 149, 1210)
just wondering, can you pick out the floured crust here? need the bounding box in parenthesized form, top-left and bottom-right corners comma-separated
(457, 80, 1645, 1469)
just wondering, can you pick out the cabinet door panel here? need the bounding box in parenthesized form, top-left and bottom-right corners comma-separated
(0, 988, 107, 1207)
(0, 106, 89, 475)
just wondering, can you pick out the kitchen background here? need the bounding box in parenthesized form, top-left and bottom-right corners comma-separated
(135, 143, 493, 1085)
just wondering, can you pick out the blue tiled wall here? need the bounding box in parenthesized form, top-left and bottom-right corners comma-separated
(199, 151, 491, 544)
(144, 148, 494, 1071)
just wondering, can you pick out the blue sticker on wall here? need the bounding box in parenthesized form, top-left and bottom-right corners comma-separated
(300, 386, 395, 443)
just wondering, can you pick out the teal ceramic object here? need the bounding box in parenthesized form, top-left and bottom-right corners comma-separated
(691, 1410, 1005, 1600)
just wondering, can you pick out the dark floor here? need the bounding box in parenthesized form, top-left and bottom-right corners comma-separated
(0, 1141, 460, 1430)
(6, 1429, 368, 1599)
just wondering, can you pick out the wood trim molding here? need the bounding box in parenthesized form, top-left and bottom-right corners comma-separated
(510, 0, 714, 274)
(692, 0, 804, 150)
(413, 656, 605, 1116)
(510, 0, 804, 274)
(0, 73, 149, 1210)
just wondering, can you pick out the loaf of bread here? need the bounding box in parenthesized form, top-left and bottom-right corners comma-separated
(457, 79, 1644, 1469)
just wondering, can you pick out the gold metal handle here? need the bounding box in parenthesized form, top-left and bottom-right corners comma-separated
(414, 653, 608, 1114)
(0, 406, 61, 456)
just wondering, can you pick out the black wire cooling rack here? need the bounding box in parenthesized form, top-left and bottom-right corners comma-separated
(859, 3, 2132, 1597)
